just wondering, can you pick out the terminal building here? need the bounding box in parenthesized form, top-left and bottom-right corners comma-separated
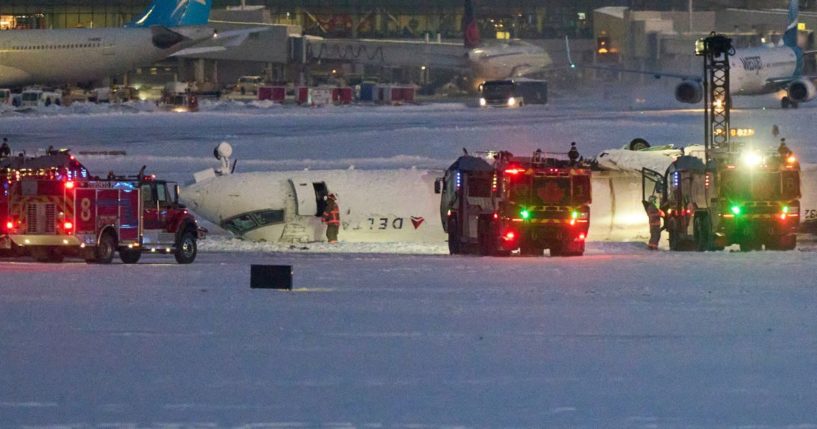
(1, 1, 815, 90)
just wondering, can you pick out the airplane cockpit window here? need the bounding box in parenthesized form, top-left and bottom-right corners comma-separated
(221, 209, 285, 235)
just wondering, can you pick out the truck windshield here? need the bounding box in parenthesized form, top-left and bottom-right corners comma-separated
(22, 93, 39, 101)
(509, 175, 589, 205)
(482, 81, 514, 98)
(721, 170, 798, 201)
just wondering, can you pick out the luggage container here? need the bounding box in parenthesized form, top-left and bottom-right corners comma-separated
(258, 86, 286, 103)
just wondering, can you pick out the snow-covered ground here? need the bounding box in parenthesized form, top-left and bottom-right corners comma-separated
(2, 85, 817, 425)
(3, 247, 817, 426)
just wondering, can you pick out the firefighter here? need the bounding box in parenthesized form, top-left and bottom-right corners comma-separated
(322, 193, 340, 243)
(777, 138, 793, 159)
(0, 138, 10, 158)
(643, 195, 664, 250)
(568, 142, 580, 165)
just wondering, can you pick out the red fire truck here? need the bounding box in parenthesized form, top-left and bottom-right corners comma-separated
(1, 150, 89, 256)
(436, 150, 592, 256)
(5, 170, 205, 264)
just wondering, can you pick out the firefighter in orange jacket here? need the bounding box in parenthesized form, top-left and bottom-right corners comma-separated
(643, 195, 664, 250)
(322, 193, 340, 243)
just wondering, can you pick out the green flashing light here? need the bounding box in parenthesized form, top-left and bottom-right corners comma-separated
(571, 210, 579, 219)
(520, 209, 531, 220)
(782, 206, 790, 214)
(730, 205, 742, 216)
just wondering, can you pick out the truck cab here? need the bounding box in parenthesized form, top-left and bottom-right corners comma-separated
(135, 177, 203, 263)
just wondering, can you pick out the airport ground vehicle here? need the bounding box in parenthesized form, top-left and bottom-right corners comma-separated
(19, 89, 62, 107)
(437, 150, 591, 256)
(479, 79, 547, 107)
(235, 76, 265, 95)
(157, 82, 199, 112)
(642, 34, 801, 252)
(4, 166, 205, 264)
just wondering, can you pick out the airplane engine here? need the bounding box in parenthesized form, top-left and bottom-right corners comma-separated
(787, 78, 817, 103)
(675, 81, 703, 104)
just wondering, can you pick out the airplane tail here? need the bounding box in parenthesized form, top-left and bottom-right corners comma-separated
(783, 0, 799, 48)
(463, 0, 481, 49)
(129, 0, 213, 28)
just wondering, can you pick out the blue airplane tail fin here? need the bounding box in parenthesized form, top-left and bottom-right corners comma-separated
(783, 0, 799, 48)
(129, 0, 213, 28)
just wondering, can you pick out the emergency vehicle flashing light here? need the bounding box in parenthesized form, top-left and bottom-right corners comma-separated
(5, 221, 13, 230)
(787, 155, 797, 164)
(65, 181, 75, 190)
(520, 209, 531, 220)
(504, 231, 515, 240)
(741, 151, 763, 167)
(730, 205, 742, 216)
(63, 221, 73, 230)
(504, 168, 524, 175)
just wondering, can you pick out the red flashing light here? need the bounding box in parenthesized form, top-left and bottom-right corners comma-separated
(63, 221, 73, 230)
(569, 219, 576, 226)
(504, 168, 524, 175)
(579, 233, 586, 241)
(493, 213, 498, 220)
(504, 231, 516, 240)
(65, 181, 75, 190)
(5, 221, 13, 230)
(779, 213, 787, 221)
(69, 155, 75, 160)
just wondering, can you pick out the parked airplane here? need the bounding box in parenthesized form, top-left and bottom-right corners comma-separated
(570, 0, 815, 109)
(0, 0, 215, 88)
(461, 0, 553, 81)
(181, 144, 654, 245)
(307, 0, 553, 84)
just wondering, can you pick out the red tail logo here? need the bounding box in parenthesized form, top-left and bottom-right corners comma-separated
(411, 216, 425, 229)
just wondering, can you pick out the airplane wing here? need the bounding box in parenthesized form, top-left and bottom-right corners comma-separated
(213, 27, 270, 47)
(565, 36, 702, 82)
(170, 46, 227, 57)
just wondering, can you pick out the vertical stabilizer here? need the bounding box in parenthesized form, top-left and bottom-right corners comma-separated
(783, 0, 799, 48)
(129, 0, 213, 28)
(463, 0, 481, 49)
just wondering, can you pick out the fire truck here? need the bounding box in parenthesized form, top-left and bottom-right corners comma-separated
(642, 34, 801, 251)
(1, 150, 90, 256)
(5, 166, 205, 263)
(436, 150, 592, 256)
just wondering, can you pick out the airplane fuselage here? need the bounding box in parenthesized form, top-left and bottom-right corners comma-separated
(468, 41, 553, 81)
(0, 27, 212, 87)
(730, 46, 799, 95)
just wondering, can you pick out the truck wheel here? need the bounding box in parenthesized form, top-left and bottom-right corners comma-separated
(781, 97, 791, 109)
(447, 218, 460, 255)
(87, 233, 116, 264)
(119, 248, 142, 264)
(771, 235, 797, 251)
(175, 231, 197, 264)
(693, 213, 711, 251)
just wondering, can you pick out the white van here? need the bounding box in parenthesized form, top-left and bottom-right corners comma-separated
(20, 89, 62, 108)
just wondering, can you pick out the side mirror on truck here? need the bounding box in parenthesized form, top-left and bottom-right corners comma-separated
(434, 178, 444, 194)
